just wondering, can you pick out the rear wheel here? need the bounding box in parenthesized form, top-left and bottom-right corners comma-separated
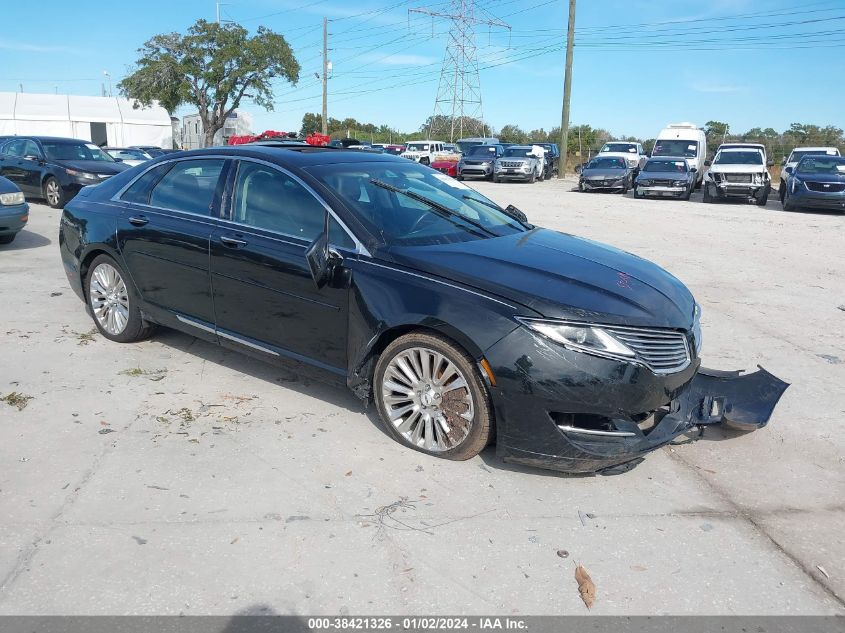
(86, 255, 154, 343)
(374, 332, 493, 460)
(43, 177, 65, 209)
(778, 182, 786, 203)
(0, 234, 15, 244)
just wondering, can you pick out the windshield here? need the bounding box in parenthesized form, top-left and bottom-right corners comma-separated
(307, 162, 526, 246)
(601, 143, 637, 154)
(789, 149, 839, 163)
(406, 143, 430, 152)
(587, 157, 627, 169)
(43, 141, 115, 162)
(503, 147, 531, 158)
(384, 147, 403, 155)
(643, 159, 688, 173)
(653, 140, 698, 158)
(714, 151, 763, 165)
(796, 156, 845, 174)
(456, 141, 481, 154)
(467, 145, 498, 157)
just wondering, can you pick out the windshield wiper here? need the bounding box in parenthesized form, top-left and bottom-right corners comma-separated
(369, 179, 496, 238)
(462, 195, 532, 229)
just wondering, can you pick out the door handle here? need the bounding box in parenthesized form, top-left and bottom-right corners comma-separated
(128, 215, 149, 227)
(219, 235, 248, 248)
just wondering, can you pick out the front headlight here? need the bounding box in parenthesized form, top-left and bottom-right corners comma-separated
(692, 303, 703, 355)
(638, 179, 651, 186)
(516, 318, 636, 361)
(0, 191, 25, 205)
(66, 169, 97, 180)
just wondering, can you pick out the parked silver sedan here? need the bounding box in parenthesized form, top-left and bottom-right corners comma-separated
(578, 156, 635, 193)
(104, 147, 153, 167)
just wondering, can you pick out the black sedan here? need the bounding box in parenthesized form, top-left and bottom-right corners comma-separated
(0, 136, 128, 208)
(578, 156, 635, 193)
(59, 146, 788, 474)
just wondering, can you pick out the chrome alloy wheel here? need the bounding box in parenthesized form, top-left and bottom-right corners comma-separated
(89, 262, 129, 335)
(380, 346, 475, 452)
(45, 179, 61, 206)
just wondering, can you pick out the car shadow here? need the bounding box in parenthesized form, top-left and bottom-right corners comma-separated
(0, 229, 51, 251)
(476, 444, 644, 478)
(149, 328, 394, 441)
(219, 604, 311, 632)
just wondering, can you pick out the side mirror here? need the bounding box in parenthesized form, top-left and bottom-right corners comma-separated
(766, 159, 774, 167)
(784, 166, 793, 174)
(704, 160, 712, 167)
(781, 158, 786, 166)
(689, 167, 697, 173)
(113, 157, 124, 163)
(305, 226, 343, 289)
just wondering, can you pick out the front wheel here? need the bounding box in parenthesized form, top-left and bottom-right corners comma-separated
(43, 176, 65, 209)
(756, 190, 769, 206)
(703, 183, 714, 203)
(779, 182, 786, 203)
(374, 332, 493, 460)
(528, 171, 536, 184)
(782, 192, 795, 211)
(86, 255, 154, 343)
(420, 157, 430, 166)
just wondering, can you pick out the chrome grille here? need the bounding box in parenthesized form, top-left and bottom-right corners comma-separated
(806, 181, 845, 193)
(604, 325, 691, 374)
(723, 173, 752, 183)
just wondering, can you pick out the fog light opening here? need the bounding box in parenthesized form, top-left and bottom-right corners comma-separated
(550, 412, 636, 438)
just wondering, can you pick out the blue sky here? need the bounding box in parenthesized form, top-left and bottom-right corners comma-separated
(1, 0, 843, 139)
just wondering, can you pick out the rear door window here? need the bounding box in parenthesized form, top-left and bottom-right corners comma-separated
(149, 159, 225, 216)
(121, 163, 174, 205)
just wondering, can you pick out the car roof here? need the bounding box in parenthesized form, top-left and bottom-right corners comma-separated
(719, 147, 762, 152)
(646, 156, 687, 161)
(169, 145, 401, 167)
(8, 136, 90, 143)
(791, 146, 838, 151)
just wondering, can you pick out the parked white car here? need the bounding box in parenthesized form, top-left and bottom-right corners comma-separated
(652, 123, 708, 188)
(598, 141, 648, 171)
(703, 147, 771, 206)
(104, 147, 152, 167)
(401, 140, 446, 165)
(778, 146, 841, 201)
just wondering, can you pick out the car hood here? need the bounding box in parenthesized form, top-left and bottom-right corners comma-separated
(53, 159, 129, 174)
(709, 163, 766, 174)
(638, 171, 689, 180)
(387, 228, 696, 329)
(0, 175, 21, 194)
(582, 168, 627, 179)
(795, 171, 845, 183)
(499, 157, 533, 163)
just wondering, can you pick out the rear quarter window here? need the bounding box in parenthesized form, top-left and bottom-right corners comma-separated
(120, 163, 174, 205)
(148, 159, 226, 215)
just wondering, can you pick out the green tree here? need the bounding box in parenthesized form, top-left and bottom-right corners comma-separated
(704, 121, 730, 138)
(119, 19, 300, 147)
(498, 124, 527, 144)
(300, 112, 322, 136)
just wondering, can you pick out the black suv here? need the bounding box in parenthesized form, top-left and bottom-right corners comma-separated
(0, 136, 129, 208)
(537, 143, 560, 179)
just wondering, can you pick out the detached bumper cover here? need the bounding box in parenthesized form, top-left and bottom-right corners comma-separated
(710, 181, 770, 198)
(486, 328, 789, 473)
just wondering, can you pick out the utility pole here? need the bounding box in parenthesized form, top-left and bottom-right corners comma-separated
(322, 17, 328, 136)
(559, 0, 576, 177)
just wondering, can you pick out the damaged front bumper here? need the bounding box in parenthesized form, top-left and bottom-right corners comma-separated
(486, 328, 789, 474)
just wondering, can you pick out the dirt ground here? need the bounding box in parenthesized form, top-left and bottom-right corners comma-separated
(0, 179, 842, 615)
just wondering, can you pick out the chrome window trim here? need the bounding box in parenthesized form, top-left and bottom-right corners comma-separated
(110, 154, 370, 257)
(557, 425, 636, 438)
(229, 156, 370, 256)
(176, 314, 279, 356)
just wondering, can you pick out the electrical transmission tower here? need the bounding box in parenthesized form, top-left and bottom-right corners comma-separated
(410, 1, 509, 141)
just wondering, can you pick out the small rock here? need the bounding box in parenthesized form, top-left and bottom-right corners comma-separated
(132, 536, 147, 545)
(285, 515, 310, 523)
(700, 523, 714, 532)
(98, 428, 116, 435)
(556, 549, 569, 559)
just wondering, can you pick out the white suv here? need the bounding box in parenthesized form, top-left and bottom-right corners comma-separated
(598, 141, 648, 171)
(779, 147, 840, 202)
(401, 140, 445, 166)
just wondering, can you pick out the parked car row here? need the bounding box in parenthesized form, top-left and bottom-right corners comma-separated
(0, 135, 170, 208)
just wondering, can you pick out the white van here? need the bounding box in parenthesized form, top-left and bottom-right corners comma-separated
(652, 123, 708, 187)
(401, 140, 446, 165)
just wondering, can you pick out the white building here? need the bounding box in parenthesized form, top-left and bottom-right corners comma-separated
(181, 110, 254, 149)
(0, 92, 173, 148)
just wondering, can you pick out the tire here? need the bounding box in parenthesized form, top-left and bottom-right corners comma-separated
(578, 181, 585, 192)
(85, 254, 154, 343)
(779, 182, 786, 203)
(528, 171, 536, 184)
(420, 157, 430, 166)
(703, 183, 714, 203)
(782, 192, 795, 211)
(538, 168, 545, 182)
(682, 186, 692, 201)
(43, 176, 65, 209)
(0, 234, 15, 244)
(456, 175, 464, 181)
(493, 175, 500, 183)
(374, 331, 493, 461)
(756, 191, 769, 206)
(633, 188, 643, 199)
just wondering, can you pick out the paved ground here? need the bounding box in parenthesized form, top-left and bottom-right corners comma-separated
(0, 180, 843, 616)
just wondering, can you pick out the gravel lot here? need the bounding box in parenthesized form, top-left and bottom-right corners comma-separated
(0, 179, 843, 616)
